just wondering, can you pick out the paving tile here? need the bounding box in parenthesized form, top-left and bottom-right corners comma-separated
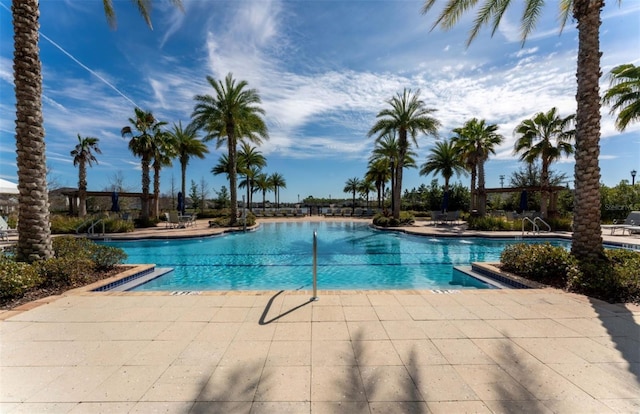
(68, 402, 137, 413)
(254, 366, 311, 401)
(432, 338, 494, 365)
(234, 322, 277, 341)
(495, 304, 545, 319)
(426, 400, 491, 413)
(519, 318, 583, 338)
(393, 294, 428, 306)
(409, 364, 478, 402)
(219, 341, 270, 366)
(312, 305, 345, 322)
(190, 401, 251, 413)
(312, 341, 356, 366)
(155, 321, 207, 341)
(547, 363, 640, 399)
(599, 398, 640, 413)
(541, 397, 616, 413)
(27, 365, 120, 403)
(172, 340, 229, 368)
(130, 401, 195, 413)
(418, 321, 465, 339)
(464, 304, 513, 320)
(224, 295, 258, 307)
(353, 340, 403, 366)
(485, 319, 545, 338)
(392, 340, 448, 366)
(347, 321, 389, 340)
(0, 366, 67, 402)
(127, 340, 190, 366)
(194, 322, 241, 342)
(250, 401, 310, 413)
(83, 365, 166, 402)
(373, 306, 411, 321)
(210, 307, 250, 322)
(311, 295, 342, 306)
(311, 365, 366, 401)
(511, 337, 588, 364)
(403, 305, 445, 321)
(3, 402, 77, 413)
(369, 401, 431, 413)
(360, 365, 422, 402)
(339, 295, 371, 307)
(453, 364, 535, 401)
(311, 321, 350, 340)
(266, 340, 311, 366)
(311, 401, 370, 414)
(381, 320, 426, 340)
(367, 295, 402, 306)
(197, 364, 262, 401)
(343, 306, 378, 321)
(450, 319, 504, 338)
(482, 400, 553, 414)
(272, 321, 312, 341)
(554, 337, 628, 363)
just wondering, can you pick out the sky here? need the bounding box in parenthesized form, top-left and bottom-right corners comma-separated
(0, 0, 639, 204)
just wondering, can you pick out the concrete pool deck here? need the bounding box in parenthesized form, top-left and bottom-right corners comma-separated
(1, 218, 639, 413)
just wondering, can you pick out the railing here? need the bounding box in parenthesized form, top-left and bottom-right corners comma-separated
(521, 216, 551, 236)
(311, 230, 319, 301)
(76, 216, 105, 236)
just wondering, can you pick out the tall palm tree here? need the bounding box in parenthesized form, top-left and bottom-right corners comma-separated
(451, 118, 504, 216)
(343, 177, 362, 215)
(420, 139, 467, 210)
(269, 173, 286, 210)
(211, 154, 231, 179)
(366, 158, 392, 209)
(70, 134, 102, 218)
(357, 179, 376, 209)
(368, 89, 440, 219)
(192, 73, 269, 224)
(122, 108, 163, 222)
(11, 0, 181, 262)
(603, 63, 640, 132)
(421, 0, 609, 263)
(514, 108, 575, 217)
(237, 142, 267, 212)
(151, 128, 174, 219)
(254, 173, 273, 212)
(168, 121, 209, 214)
(369, 132, 418, 213)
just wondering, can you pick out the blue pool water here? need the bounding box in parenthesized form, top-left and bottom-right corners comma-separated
(103, 221, 571, 291)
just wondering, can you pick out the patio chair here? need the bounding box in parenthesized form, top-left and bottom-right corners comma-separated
(0, 216, 17, 239)
(602, 211, 640, 235)
(430, 211, 444, 226)
(168, 211, 182, 229)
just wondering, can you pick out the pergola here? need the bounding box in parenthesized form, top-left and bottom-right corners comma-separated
(484, 185, 568, 216)
(58, 189, 154, 216)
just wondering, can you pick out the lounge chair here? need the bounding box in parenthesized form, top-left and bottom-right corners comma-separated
(430, 211, 444, 226)
(168, 211, 182, 229)
(0, 216, 17, 240)
(444, 210, 461, 225)
(602, 211, 640, 235)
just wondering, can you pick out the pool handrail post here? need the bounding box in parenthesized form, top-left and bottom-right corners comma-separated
(311, 229, 319, 301)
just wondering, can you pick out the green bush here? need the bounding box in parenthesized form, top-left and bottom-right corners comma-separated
(468, 216, 516, 231)
(567, 249, 640, 304)
(39, 257, 95, 288)
(0, 256, 43, 300)
(92, 245, 127, 270)
(373, 211, 415, 227)
(500, 243, 574, 287)
(51, 214, 134, 234)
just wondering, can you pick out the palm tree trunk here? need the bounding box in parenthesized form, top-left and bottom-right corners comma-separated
(181, 162, 187, 212)
(540, 161, 550, 217)
(572, 0, 604, 261)
(228, 130, 237, 225)
(470, 167, 477, 211)
(79, 161, 87, 218)
(141, 156, 150, 221)
(153, 163, 160, 219)
(477, 159, 486, 216)
(13, 0, 53, 262)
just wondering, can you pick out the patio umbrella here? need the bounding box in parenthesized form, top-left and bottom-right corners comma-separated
(110, 191, 120, 213)
(177, 192, 184, 214)
(441, 190, 449, 212)
(519, 190, 528, 213)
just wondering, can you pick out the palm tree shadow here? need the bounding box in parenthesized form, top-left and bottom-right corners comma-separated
(589, 297, 640, 382)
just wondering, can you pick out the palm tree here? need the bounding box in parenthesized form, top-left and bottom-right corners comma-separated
(168, 121, 209, 214)
(514, 108, 575, 217)
(192, 73, 269, 224)
(420, 139, 467, 210)
(451, 118, 504, 216)
(151, 128, 175, 219)
(368, 89, 440, 219)
(269, 173, 286, 210)
(254, 173, 273, 212)
(366, 158, 392, 209)
(603, 63, 640, 132)
(237, 143, 267, 212)
(369, 132, 418, 213)
(344, 177, 362, 215)
(421, 0, 609, 263)
(122, 108, 163, 222)
(11, 0, 181, 262)
(70, 134, 102, 218)
(357, 179, 376, 209)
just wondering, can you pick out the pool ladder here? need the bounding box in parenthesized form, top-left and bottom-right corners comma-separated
(311, 230, 319, 301)
(521, 216, 551, 236)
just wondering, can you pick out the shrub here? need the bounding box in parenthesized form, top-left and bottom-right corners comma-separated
(567, 249, 640, 304)
(92, 245, 127, 270)
(500, 243, 574, 287)
(468, 216, 515, 231)
(39, 257, 95, 288)
(0, 256, 43, 300)
(373, 211, 415, 227)
(50, 214, 134, 234)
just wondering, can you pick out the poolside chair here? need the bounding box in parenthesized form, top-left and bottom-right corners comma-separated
(430, 211, 444, 226)
(168, 211, 182, 229)
(0, 216, 17, 240)
(444, 210, 460, 225)
(602, 211, 640, 235)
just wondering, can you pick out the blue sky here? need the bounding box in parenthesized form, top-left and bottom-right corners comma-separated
(1, 0, 639, 204)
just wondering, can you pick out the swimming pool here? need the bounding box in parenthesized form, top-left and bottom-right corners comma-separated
(103, 221, 570, 291)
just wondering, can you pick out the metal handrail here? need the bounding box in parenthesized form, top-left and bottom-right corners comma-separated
(522, 216, 539, 236)
(534, 217, 551, 233)
(311, 230, 319, 301)
(75, 217, 96, 234)
(87, 219, 105, 236)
